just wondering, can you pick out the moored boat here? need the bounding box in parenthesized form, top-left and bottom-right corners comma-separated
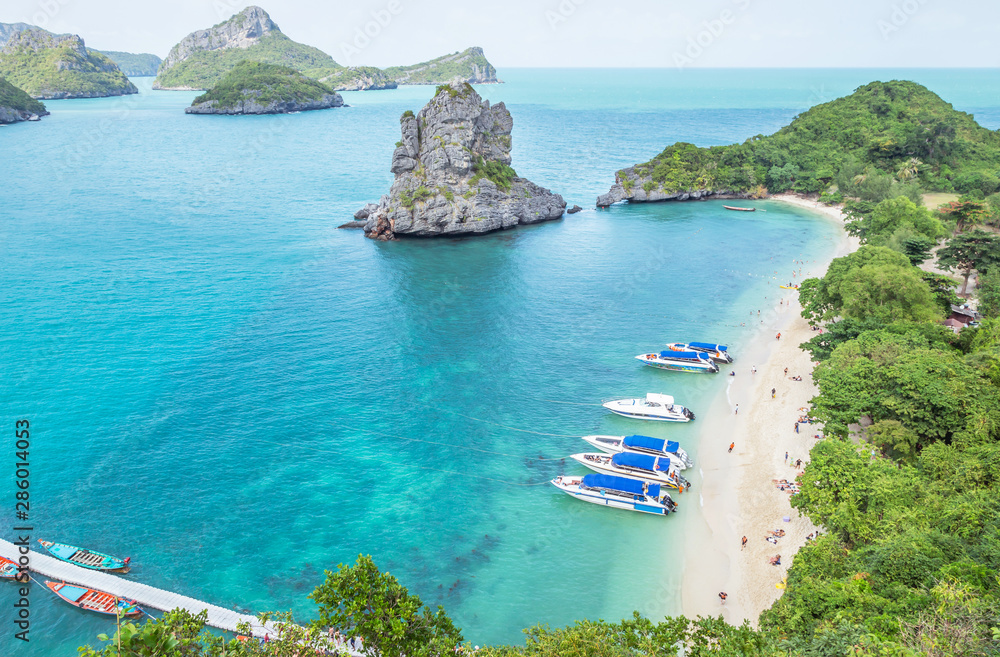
(37, 540, 130, 573)
(582, 434, 693, 469)
(723, 205, 755, 211)
(666, 341, 733, 363)
(603, 393, 694, 422)
(551, 474, 677, 515)
(570, 451, 691, 490)
(636, 350, 719, 373)
(0, 556, 19, 580)
(45, 581, 142, 616)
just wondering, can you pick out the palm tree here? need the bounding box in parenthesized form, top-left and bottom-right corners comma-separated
(896, 157, 922, 182)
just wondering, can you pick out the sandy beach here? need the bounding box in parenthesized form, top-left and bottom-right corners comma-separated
(680, 194, 860, 624)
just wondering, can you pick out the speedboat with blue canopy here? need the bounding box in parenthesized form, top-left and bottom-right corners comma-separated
(582, 434, 693, 469)
(637, 350, 719, 373)
(570, 451, 690, 490)
(603, 393, 695, 422)
(551, 474, 677, 516)
(666, 342, 733, 363)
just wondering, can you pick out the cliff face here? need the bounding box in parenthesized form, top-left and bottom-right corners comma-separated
(0, 28, 137, 99)
(359, 83, 564, 239)
(160, 6, 278, 73)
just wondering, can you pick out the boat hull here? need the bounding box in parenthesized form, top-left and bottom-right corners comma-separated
(636, 355, 719, 373)
(38, 540, 129, 573)
(570, 453, 689, 490)
(602, 398, 694, 422)
(581, 435, 693, 469)
(45, 581, 141, 616)
(0, 556, 19, 580)
(551, 477, 673, 516)
(606, 408, 689, 422)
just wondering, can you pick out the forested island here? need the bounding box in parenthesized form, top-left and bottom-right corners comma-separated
(185, 61, 342, 115)
(154, 6, 498, 93)
(96, 50, 162, 77)
(598, 81, 1000, 207)
(0, 75, 47, 122)
(0, 26, 136, 99)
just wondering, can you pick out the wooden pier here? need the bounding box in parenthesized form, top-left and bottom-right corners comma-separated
(0, 538, 276, 636)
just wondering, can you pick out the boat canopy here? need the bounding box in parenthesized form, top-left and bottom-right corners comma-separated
(613, 452, 671, 472)
(658, 350, 709, 361)
(645, 393, 674, 405)
(689, 341, 727, 352)
(624, 434, 666, 452)
(582, 474, 660, 498)
(622, 435, 682, 454)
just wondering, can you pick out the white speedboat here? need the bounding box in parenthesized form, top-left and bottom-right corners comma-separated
(603, 393, 694, 422)
(665, 342, 733, 364)
(551, 474, 677, 516)
(570, 452, 690, 490)
(582, 434, 693, 469)
(636, 350, 719, 373)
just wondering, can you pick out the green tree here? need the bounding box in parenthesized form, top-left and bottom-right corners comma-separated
(941, 199, 990, 233)
(800, 246, 941, 323)
(845, 196, 943, 245)
(309, 555, 463, 657)
(937, 229, 1000, 294)
(978, 270, 1000, 319)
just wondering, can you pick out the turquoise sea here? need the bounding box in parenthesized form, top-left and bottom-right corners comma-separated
(2, 68, 999, 654)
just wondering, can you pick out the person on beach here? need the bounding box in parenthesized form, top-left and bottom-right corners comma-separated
(784, 367, 788, 376)
(719, 591, 728, 603)
(795, 422, 799, 433)
(735, 404, 739, 415)
(776, 332, 781, 340)
(742, 536, 748, 550)
(751, 365, 757, 374)
(729, 442, 735, 453)
(785, 451, 789, 462)
(771, 387, 776, 399)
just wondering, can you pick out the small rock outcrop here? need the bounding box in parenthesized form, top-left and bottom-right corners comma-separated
(360, 83, 565, 239)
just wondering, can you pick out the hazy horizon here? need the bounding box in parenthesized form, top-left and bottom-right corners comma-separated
(5, 0, 998, 70)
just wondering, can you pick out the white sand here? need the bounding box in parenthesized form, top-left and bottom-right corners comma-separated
(679, 195, 859, 624)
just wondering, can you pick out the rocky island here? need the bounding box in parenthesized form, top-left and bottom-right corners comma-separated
(598, 80, 1000, 207)
(358, 83, 565, 240)
(186, 60, 342, 115)
(0, 26, 136, 99)
(0, 75, 48, 123)
(385, 47, 499, 85)
(154, 6, 391, 92)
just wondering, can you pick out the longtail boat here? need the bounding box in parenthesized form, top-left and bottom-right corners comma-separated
(0, 556, 19, 580)
(37, 540, 130, 573)
(723, 205, 756, 211)
(45, 581, 142, 616)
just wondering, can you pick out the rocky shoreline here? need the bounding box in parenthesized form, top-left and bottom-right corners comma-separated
(597, 164, 755, 207)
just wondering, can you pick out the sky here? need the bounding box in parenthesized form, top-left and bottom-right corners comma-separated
(5, 0, 999, 69)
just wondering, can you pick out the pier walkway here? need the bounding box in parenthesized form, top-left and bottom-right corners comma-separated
(0, 538, 276, 636)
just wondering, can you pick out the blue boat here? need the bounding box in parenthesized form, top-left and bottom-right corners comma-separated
(582, 434, 694, 469)
(570, 451, 691, 490)
(636, 350, 719, 373)
(551, 474, 677, 516)
(37, 540, 130, 573)
(665, 342, 733, 363)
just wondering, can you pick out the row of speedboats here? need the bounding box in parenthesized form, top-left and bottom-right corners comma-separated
(553, 433, 694, 516)
(635, 342, 732, 374)
(550, 340, 734, 517)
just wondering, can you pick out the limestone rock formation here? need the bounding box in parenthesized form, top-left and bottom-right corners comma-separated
(360, 83, 565, 239)
(385, 47, 500, 85)
(0, 28, 137, 99)
(160, 6, 278, 73)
